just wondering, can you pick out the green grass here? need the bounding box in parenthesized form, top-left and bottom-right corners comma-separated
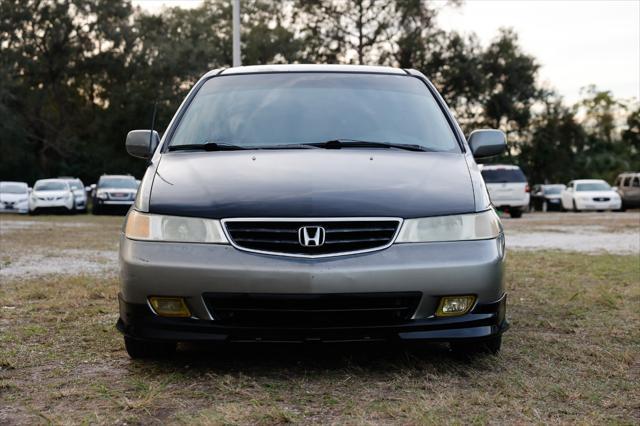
(0, 216, 639, 424)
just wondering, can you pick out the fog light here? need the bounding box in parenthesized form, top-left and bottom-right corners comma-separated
(148, 297, 191, 318)
(436, 295, 476, 317)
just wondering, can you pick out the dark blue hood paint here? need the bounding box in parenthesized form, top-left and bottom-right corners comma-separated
(149, 150, 475, 219)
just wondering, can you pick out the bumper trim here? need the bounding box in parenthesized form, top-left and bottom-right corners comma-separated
(117, 293, 508, 343)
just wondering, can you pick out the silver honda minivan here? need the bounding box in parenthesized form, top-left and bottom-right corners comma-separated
(117, 65, 508, 358)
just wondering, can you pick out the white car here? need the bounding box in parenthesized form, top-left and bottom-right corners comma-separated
(29, 179, 75, 214)
(561, 179, 621, 212)
(0, 181, 29, 214)
(480, 164, 530, 218)
(60, 177, 87, 212)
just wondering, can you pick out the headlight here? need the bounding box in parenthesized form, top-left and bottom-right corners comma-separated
(125, 210, 229, 244)
(395, 210, 502, 243)
(96, 190, 108, 200)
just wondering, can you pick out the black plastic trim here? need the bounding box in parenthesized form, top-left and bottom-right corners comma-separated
(116, 293, 508, 343)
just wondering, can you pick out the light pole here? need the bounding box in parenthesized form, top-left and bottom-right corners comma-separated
(232, 0, 241, 67)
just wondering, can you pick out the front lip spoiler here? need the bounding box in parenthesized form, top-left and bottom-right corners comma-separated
(116, 294, 508, 344)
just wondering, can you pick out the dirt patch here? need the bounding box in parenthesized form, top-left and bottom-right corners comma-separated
(1, 214, 123, 281)
(0, 249, 118, 280)
(503, 212, 640, 254)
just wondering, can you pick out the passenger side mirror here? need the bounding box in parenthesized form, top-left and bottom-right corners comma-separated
(468, 130, 507, 158)
(126, 129, 160, 160)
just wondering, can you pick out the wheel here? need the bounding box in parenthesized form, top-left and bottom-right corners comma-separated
(124, 336, 176, 359)
(509, 208, 522, 218)
(450, 335, 502, 356)
(92, 204, 102, 215)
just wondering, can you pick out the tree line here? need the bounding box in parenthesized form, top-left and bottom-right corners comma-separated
(1, 0, 638, 185)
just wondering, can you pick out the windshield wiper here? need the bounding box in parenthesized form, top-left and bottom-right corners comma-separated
(253, 143, 320, 150)
(305, 139, 433, 152)
(168, 142, 248, 152)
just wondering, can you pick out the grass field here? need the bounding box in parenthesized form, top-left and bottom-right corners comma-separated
(1, 214, 639, 424)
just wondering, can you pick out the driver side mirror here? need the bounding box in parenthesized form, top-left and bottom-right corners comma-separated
(468, 129, 507, 159)
(126, 130, 160, 160)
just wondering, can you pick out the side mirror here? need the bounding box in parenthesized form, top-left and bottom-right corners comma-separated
(468, 129, 507, 158)
(126, 130, 160, 159)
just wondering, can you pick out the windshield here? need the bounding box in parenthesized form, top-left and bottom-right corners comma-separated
(168, 73, 460, 152)
(67, 180, 83, 190)
(481, 168, 527, 183)
(544, 186, 564, 195)
(0, 182, 27, 194)
(35, 181, 67, 191)
(99, 178, 138, 189)
(576, 182, 611, 191)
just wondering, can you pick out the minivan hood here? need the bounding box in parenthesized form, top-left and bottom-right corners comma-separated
(149, 150, 475, 219)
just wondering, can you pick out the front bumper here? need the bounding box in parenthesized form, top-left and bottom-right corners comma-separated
(118, 236, 506, 343)
(30, 199, 72, 212)
(575, 199, 622, 210)
(0, 201, 28, 213)
(96, 199, 134, 206)
(117, 293, 508, 343)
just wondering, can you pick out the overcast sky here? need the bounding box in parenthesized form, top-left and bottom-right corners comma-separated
(132, 0, 640, 104)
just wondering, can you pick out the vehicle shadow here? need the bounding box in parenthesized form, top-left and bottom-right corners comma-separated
(132, 341, 499, 376)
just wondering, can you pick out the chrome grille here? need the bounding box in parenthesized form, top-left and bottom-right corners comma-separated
(108, 192, 133, 200)
(223, 218, 401, 257)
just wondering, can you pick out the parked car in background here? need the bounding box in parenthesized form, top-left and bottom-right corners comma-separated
(529, 184, 566, 212)
(117, 64, 509, 359)
(480, 164, 530, 218)
(59, 177, 87, 213)
(29, 179, 75, 214)
(0, 181, 29, 214)
(561, 179, 621, 212)
(92, 174, 138, 215)
(614, 172, 640, 210)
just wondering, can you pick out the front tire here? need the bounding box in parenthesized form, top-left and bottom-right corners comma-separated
(450, 335, 502, 356)
(509, 208, 523, 218)
(124, 336, 176, 359)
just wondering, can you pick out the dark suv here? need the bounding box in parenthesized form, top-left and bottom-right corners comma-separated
(92, 174, 138, 215)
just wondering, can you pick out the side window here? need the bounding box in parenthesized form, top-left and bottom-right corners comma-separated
(633, 177, 640, 187)
(614, 177, 621, 187)
(623, 177, 631, 187)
